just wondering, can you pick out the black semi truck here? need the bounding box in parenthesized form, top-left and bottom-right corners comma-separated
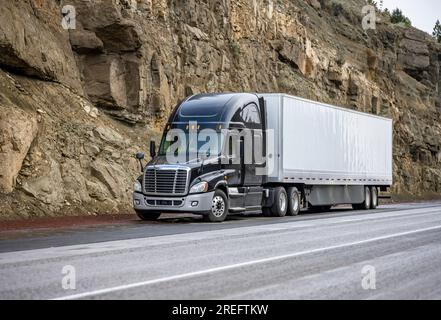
(133, 93, 393, 222)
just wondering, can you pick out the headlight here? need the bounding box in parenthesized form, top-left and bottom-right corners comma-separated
(189, 181, 208, 194)
(134, 180, 142, 193)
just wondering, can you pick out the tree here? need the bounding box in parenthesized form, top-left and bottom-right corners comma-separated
(390, 8, 412, 27)
(433, 20, 441, 43)
(367, 0, 378, 9)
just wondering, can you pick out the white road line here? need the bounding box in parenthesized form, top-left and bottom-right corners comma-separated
(52, 224, 441, 300)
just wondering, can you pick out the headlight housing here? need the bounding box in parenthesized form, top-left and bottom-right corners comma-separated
(189, 181, 209, 194)
(134, 180, 142, 193)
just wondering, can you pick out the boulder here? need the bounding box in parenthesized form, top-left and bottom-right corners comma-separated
(62, 0, 122, 30)
(22, 158, 65, 206)
(61, 159, 91, 204)
(0, 0, 81, 90)
(90, 159, 126, 199)
(398, 28, 431, 78)
(0, 107, 38, 193)
(82, 54, 128, 109)
(92, 126, 125, 145)
(80, 53, 142, 110)
(69, 30, 104, 54)
(95, 21, 142, 52)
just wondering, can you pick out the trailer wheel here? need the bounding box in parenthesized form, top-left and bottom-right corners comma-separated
(352, 187, 371, 210)
(271, 187, 288, 217)
(136, 211, 161, 221)
(204, 189, 229, 222)
(370, 187, 378, 209)
(287, 187, 301, 216)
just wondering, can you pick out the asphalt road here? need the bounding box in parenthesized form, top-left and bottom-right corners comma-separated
(1, 202, 441, 300)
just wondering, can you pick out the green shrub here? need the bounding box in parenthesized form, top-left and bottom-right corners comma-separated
(390, 8, 412, 27)
(433, 20, 441, 43)
(330, 1, 344, 16)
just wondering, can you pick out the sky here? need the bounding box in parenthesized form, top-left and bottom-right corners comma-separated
(381, 0, 440, 34)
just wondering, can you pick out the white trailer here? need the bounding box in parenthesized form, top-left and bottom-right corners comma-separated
(260, 94, 393, 213)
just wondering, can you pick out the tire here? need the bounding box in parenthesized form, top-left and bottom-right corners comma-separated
(271, 187, 288, 217)
(370, 187, 378, 209)
(352, 186, 371, 210)
(204, 189, 229, 222)
(136, 210, 161, 221)
(287, 187, 301, 216)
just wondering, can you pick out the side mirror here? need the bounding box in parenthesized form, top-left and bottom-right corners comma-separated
(150, 140, 157, 158)
(135, 152, 145, 172)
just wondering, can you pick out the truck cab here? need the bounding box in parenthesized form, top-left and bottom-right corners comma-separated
(133, 93, 267, 222)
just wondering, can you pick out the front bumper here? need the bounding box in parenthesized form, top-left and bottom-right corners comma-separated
(132, 191, 214, 214)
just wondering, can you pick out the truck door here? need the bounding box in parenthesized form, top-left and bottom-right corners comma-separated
(236, 103, 264, 186)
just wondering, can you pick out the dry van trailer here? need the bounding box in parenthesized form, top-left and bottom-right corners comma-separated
(259, 94, 393, 214)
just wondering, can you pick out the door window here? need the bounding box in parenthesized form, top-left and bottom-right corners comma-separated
(231, 103, 262, 129)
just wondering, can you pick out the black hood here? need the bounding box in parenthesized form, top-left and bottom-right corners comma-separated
(148, 155, 206, 169)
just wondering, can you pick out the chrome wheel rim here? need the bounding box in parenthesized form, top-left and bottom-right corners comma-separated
(212, 196, 225, 217)
(366, 190, 371, 208)
(292, 193, 299, 212)
(279, 192, 287, 212)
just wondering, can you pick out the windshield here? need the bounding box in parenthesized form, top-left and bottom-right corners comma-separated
(158, 123, 226, 162)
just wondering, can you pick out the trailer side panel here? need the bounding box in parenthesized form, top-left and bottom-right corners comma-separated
(262, 94, 393, 186)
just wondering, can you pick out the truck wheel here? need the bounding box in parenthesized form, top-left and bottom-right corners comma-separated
(136, 211, 161, 221)
(271, 187, 288, 217)
(370, 187, 378, 209)
(352, 187, 371, 210)
(287, 187, 301, 216)
(204, 189, 229, 222)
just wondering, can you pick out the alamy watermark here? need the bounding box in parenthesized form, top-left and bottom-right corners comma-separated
(361, 265, 376, 290)
(161, 121, 275, 176)
(61, 265, 76, 290)
(61, 5, 76, 30)
(362, 5, 377, 31)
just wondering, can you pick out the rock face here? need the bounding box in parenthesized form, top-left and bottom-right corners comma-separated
(398, 29, 432, 81)
(0, 0, 82, 91)
(0, 0, 440, 219)
(0, 106, 38, 193)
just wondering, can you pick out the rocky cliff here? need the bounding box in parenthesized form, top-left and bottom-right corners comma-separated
(1, 0, 440, 219)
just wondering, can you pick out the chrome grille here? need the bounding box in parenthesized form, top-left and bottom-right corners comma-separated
(144, 167, 189, 195)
